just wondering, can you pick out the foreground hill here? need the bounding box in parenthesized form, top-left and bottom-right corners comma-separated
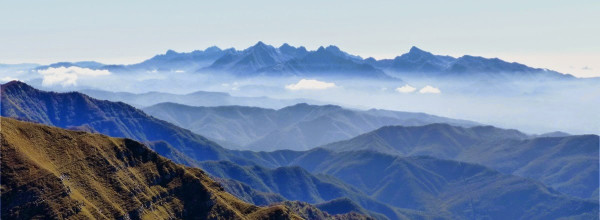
(0, 117, 305, 219)
(143, 102, 477, 151)
(322, 124, 599, 199)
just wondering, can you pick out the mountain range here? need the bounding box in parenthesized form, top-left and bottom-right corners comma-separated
(0, 80, 239, 166)
(1, 117, 298, 219)
(26, 42, 573, 80)
(268, 149, 598, 219)
(2, 81, 597, 219)
(142, 102, 478, 151)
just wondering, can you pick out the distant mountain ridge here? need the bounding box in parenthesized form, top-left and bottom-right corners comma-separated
(142, 102, 479, 151)
(79, 88, 322, 109)
(29, 42, 574, 79)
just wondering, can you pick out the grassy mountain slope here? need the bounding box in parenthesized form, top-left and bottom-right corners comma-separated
(0, 117, 304, 220)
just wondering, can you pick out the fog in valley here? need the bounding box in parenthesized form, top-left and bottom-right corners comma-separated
(2, 64, 598, 135)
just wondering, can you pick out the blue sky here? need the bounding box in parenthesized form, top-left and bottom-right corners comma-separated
(1, 0, 598, 77)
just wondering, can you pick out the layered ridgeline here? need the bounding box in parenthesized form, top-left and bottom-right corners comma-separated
(1, 117, 307, 219)
(0, 81, 238, 166)
(30, 42, 572, 80)
(2, 82, 598, 219)
(197, 150, 598, 219)
(321, 124, 599, 200)
(142, 102, 477, 151)
(79, 89, 321, 109)
(0, 81, 311, 167)
(199, 161, 397, 220)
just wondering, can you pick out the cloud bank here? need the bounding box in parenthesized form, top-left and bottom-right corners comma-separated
(419, 85, 441, 94)
(396, 84, 416, 93)
(286, 79, 336, 90)
(38, 66, 110, 86)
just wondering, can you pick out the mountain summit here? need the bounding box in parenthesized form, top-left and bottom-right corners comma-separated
(29, 42, 574, 80)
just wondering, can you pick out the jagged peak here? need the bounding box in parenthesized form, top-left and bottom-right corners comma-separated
(409, 46, 425, 53)
(204, 46, 222, 53)
(297, 46, 308, 51)
(165, 49, 178, 55)
(254, 41, 267, 47)
(1, 80, 30, 88)
(279, 43, 293, 49)
(325, 45, 341, 52)
(245, 41, 276, 53)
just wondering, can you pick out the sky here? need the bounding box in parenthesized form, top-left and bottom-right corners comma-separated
(1, 0, 599, 77)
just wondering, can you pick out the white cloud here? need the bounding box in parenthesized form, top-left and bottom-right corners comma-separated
(174, 70, 185, 73)
(1, 76, 19, 82)
(395, 84, 416, 93)
(222, 82, 240, 90)
(419, 85, 441, 94)
(38, 66, 110, 87)
(285, 79, 336, 90)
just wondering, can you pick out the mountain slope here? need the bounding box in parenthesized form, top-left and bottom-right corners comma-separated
(321, 124, 599, 199)
(0, 117, 305, 220)
(197, 161, 401, 220)
(0, 81, 309, 168)
(142, 102, 478, 151)
(0, 81, 234, 165)
(286, 149, 599, 219)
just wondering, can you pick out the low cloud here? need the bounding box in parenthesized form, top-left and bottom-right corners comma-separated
(0, 76, 19, 82)
(221, 82, 240, 91)
(38, 66, 110, 86)
(419, 85, 441, 94)
(396, 84, 416, 93)
(286, 79, 336, 90)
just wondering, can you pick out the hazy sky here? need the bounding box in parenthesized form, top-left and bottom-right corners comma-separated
(1, 0, 598, 77)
